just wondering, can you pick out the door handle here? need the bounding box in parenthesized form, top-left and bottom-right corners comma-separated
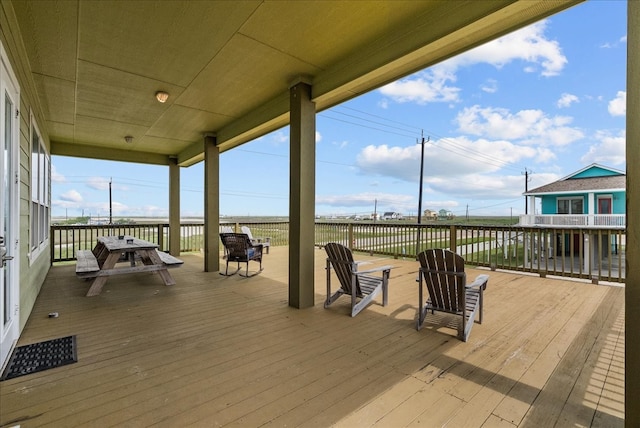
(0, 245, 12, 267)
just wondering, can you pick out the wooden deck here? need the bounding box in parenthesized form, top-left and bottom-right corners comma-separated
(0, 247, 624, 427)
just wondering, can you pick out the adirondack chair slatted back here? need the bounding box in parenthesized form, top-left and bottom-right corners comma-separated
(418, 249, 466, 313)
(240, 226, 255, 241)
(324, 243, 362, 297)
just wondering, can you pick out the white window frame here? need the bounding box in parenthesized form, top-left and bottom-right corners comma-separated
(557, 197, 584, 215)
(29, 115, 50, 262)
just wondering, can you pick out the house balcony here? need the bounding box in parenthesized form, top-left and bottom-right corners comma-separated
(519, 214, 626, 228)
(0, 247, 624, 427)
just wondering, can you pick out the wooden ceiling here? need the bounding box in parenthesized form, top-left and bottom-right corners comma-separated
(10, 0, 581, 166)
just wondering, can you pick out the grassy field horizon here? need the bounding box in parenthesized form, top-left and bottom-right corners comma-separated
(52, 215, 520, 226)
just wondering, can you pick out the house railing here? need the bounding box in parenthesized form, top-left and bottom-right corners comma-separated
(51, 221, 625, 283)
(519, 214, 626, 228)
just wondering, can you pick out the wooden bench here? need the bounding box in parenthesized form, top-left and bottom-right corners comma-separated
(155, 250, 184, 267)
(76, 250, 100, 278)
(76, 249, 183, 279)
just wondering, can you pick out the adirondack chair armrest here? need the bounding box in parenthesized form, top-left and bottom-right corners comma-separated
(467, 274, 489, 290)
(354, 265, 393, 276)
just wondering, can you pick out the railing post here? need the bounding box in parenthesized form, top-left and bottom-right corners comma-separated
(348, 224, 354, 250)
(449, 225, 457, 253)
(158, 224, 164, 250)
(50, 226, 55, 266)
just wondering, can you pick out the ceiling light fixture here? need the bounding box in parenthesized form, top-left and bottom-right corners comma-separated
(124, 135, 133, 144)
(155, 91, 169, 103)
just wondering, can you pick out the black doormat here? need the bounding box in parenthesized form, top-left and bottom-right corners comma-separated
(1, 335, 77, 381)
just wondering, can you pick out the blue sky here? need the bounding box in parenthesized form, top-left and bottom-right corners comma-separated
(52, 1, 627, 219)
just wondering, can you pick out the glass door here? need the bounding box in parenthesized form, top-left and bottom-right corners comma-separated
(1, 50, 19, 368)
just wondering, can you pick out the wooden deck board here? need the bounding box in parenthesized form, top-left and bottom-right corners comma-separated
(0, 247, 624, 427)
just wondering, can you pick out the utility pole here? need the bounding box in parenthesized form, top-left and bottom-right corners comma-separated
(373, 198, 377, 222)
(109, 177, 113, 225)
(416, 132, 430, 257)
(522, 168, 532, 214)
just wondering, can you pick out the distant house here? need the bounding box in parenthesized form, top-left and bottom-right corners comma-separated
(520, 163, 625, 228)
(520, 163, 625, 270)
(423, 209, 438, 220)
(382, 212, 403, 220)
(438, 209, 454, 220)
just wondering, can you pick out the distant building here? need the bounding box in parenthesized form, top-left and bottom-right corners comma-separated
(438, 209, 454, 220)
(520, 163, 625, 227)
(519, 163, 625, 271)
(423, 209, 438, 220)
(382, 212, 403, 220)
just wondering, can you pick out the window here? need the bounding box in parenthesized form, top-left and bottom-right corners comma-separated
(30, 119, 50, 258)
(557, 197, 583, 214)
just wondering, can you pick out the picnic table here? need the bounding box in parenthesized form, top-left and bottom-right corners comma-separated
(76, 236, 183, 297)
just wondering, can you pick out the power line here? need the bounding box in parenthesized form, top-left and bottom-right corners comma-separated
(326, 106, 525, 173)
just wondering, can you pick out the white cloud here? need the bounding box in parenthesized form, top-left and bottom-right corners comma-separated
(426, 173, 525, 199)
(60, 190, 83, 203)
(481, 79, 498, 94)
(455, 105, 584, 146)
(315, 131, 322, 143)
(534, 147, 557, 163)
(601, 35, 627, 48)
(526, 172, 563, 191)
(379, 68, 460, 105)
(557, 93, 579, 108)
(86, 176, 129, 192)
(87, 176, 111, 191)
(580, 130, 626, 166)
(121, 204, 167, 217)
(332, 140, 349, 149)
(443, 20, 567, 77)
(351, 136, 548, 200)
(378, 20, 567, 106)
(608, 91, 626, 116)
(316, 192, 414, 210)
(270, 131, 288, 145)
(51, 165, 66, 183)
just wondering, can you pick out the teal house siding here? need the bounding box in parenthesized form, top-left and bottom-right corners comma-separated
(572, 166, 621, 179)
(540, 190, 625, 214)
(609, 191, 626, 214)
(526, 164, 625, 217)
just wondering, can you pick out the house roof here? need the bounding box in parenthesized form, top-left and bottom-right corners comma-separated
(6, 0, 581, 167)
(559, 163, 625, 180)
(525, 175, 626, 196)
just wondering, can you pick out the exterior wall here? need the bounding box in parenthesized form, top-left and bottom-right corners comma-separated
(608, 190, 626, 214)
(540, 190, 626, 214)
(1, 1, 51, 330)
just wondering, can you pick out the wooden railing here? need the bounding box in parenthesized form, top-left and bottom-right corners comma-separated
(51, 221, 625, 283)
(50, 222, 289, 262)
(519, 214, 625, 227)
